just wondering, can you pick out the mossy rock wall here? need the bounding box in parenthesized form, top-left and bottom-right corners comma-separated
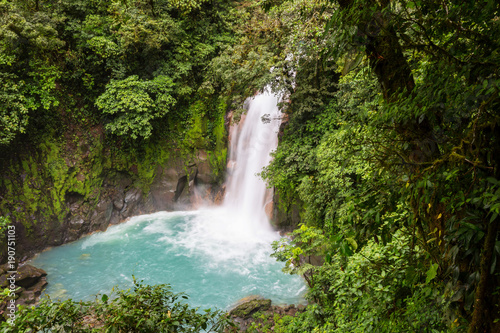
(0, 118, 227, 262)
(271, 191, 303, 234)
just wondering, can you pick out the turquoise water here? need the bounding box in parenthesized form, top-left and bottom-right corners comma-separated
(30, 209, 306, 311)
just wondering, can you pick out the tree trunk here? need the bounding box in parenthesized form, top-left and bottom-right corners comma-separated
(337, 0, 434, 155)
(338, 1, 413, 101)
(149, 0, 156, 17)
(363, 12, 415, 102)
(469, 125, 500, 333)
(468, 219, 498, 333)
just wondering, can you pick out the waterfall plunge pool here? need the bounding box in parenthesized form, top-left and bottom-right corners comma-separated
(30, 208, 307, 311)
(31, 91, 305, 311)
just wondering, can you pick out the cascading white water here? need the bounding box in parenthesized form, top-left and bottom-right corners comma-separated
(170, 90, 283, 263)
(223, 91, 282, 232)
(30, 90, 305, 310)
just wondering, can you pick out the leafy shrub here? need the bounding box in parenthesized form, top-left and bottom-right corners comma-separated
(1, 279, 234, 332)
(272, 226, 460, 332)
(96, 75, 176, 140)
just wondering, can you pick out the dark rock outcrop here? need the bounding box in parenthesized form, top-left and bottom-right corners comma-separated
(271, 192, 303, 234)
(0, 263, 48, 319)
(14, 264, 47, 288)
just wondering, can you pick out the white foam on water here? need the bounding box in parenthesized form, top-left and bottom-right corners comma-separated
(128, 92, 284, 274)
(80, 211, 194, 249)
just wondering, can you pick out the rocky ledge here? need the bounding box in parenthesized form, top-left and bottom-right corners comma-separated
(0, 264, 47, 319)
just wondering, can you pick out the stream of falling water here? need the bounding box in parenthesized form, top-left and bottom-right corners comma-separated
(222, 91, 282, 236)
(30, 91, 306, 310)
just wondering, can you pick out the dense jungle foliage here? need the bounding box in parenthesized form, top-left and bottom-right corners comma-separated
(0, 0, 244, 149)
(1, 0, 500, 332)
(258, 0, 500, 332)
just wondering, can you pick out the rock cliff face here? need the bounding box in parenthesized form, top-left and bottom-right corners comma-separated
(271, 192, 302, 234)
(62, 150, 223, 244)
(0, 134, 225, 263)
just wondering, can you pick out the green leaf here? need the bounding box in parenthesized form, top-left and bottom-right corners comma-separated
(486, 177, 499, 185)
(491, 212, 498, 223)
(345, 237, 358, 251)
(425, 263, 438, 284)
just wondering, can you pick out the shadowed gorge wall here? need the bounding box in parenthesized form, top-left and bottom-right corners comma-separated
(0, 118, 227, 262)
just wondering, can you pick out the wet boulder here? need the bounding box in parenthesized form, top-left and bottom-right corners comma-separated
(15, 264, 47, 288)
(229, 296, 272, 319)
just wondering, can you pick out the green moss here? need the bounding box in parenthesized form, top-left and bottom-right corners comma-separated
(137, 166, 155, 191)
(3, 179, 12, 197)
(22, 178, 39, 215)
(207, 148, 227, 179)
(0, 134, 103, 235)
(135, 143, 171, 194)
(185, 114, 206, 149)
(205, 97, 228, 178)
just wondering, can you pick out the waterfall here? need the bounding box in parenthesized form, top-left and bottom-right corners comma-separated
(222, 91, 282, 232)
(30, 90, 308, 310)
